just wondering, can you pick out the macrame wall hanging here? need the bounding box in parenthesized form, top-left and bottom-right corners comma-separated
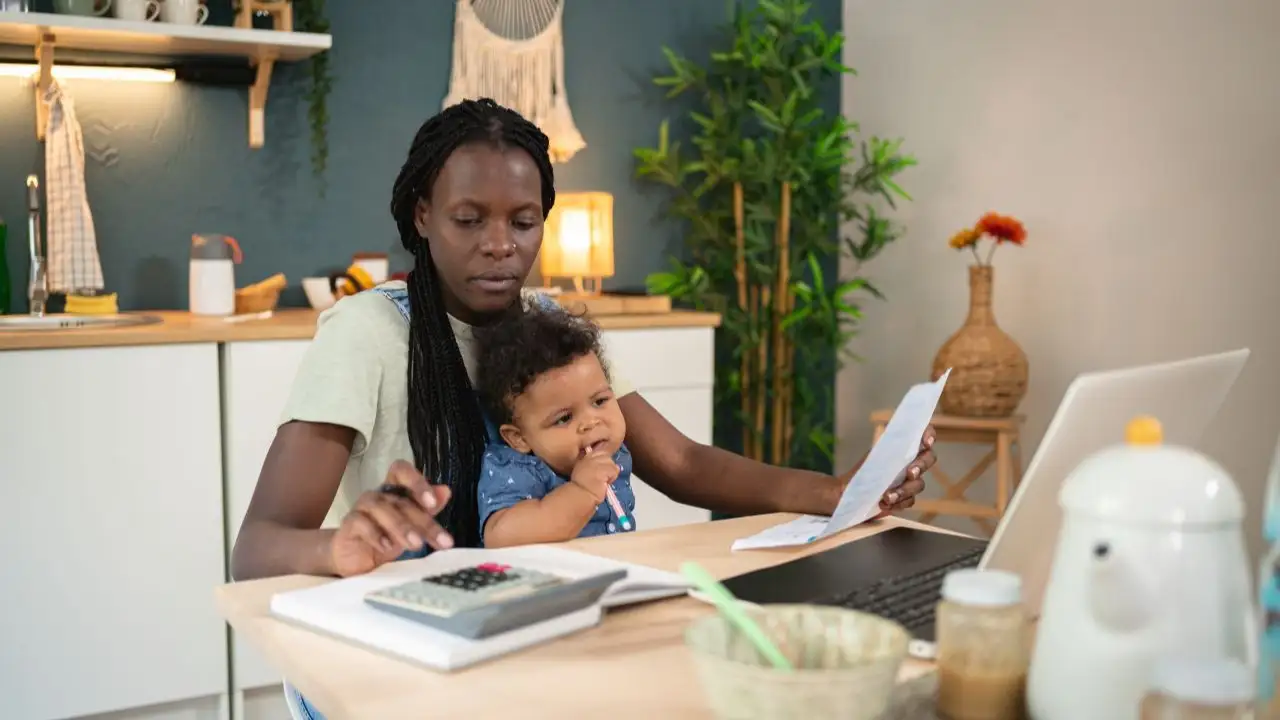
(443, 0, 586, 164)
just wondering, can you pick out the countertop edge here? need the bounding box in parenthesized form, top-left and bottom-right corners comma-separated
(0, 308, 722, 351)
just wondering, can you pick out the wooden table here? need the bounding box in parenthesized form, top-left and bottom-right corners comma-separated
(215, 514, 946, 719)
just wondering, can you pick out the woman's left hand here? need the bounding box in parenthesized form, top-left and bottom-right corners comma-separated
(878, 425, 936, 512)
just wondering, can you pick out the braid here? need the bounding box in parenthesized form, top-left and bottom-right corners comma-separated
(389, 98, 555, 548)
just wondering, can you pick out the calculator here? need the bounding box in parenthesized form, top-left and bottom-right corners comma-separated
(364, 562, 628, 640)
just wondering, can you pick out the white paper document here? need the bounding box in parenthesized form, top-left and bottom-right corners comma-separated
(730, 369, 951, 551)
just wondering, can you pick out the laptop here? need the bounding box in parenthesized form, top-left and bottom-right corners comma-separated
(720, 348, 1250, 655)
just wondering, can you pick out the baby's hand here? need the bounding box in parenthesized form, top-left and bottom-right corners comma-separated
(570, 451, 620, 503)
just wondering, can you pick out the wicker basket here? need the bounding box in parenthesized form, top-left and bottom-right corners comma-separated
(234, 273, 286, 315)
(931, 265, 1029, 417)
(685, 605, 910, 720)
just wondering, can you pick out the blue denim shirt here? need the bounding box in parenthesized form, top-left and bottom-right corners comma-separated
(478, 443, 637, 543)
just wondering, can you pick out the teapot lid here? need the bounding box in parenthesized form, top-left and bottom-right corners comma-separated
(1058, 416, 1243, 526)
(190, 234, 243, 263)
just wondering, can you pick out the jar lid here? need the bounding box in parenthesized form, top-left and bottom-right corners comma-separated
(1148, 656, 1253, 705)
(940, 569, 1022, 607)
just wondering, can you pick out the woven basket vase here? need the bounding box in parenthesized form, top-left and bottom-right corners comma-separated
(931, 265, 1028, 417)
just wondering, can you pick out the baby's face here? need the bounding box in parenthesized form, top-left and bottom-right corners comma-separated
(500, 352, 626, 477)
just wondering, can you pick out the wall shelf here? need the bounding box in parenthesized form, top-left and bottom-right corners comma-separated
(0, 10, 331, 148)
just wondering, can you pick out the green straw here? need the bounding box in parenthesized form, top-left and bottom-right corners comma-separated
(681, 561, 794, 671)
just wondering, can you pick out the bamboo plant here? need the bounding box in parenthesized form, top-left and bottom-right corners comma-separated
(635, 0, 915, 470)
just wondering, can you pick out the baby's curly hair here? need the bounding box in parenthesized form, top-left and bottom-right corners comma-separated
(474, 302, 611, 426)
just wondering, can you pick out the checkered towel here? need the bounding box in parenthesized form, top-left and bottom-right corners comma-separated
(44, 79, 105, 293)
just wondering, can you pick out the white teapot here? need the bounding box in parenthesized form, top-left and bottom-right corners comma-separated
(1027, 416, 1255, 720)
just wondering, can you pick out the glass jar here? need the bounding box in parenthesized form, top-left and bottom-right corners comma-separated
(1140, 656, 1255, 719)
(935, 569, 1030, 720)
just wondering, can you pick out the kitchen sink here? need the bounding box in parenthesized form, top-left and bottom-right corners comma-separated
(0, 314, 163, 331)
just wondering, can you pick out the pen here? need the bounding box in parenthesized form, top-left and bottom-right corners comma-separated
(604, 486, 634, 531)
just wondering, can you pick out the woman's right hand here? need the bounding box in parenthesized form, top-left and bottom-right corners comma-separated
(330, 460, 455, 577)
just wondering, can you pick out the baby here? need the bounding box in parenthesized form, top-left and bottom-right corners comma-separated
(473, 302, 637, 548)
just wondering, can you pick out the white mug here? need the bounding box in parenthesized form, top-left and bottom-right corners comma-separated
(114, 0, 158, 21)
(160, 0, 207, 25)
(54, 0, 111, 15)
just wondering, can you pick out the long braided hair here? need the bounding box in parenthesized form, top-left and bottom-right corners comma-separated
(389, 98, 555, 549)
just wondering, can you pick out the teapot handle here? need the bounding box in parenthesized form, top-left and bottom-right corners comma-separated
(224, 236, 243, 264)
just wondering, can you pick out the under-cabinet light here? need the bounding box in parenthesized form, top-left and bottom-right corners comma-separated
(0, 64, 175, 83)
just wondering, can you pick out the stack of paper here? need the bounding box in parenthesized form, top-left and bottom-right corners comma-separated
(732, 369, 951, 551)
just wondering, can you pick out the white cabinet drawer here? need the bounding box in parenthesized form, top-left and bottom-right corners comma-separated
(223, 340, 314, 693)
(0, 344, 228, 720)
(601, 327, 714, 390)
(629, 386, 715, 529)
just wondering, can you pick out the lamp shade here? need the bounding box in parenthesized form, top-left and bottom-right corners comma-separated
(541, 192, 615, 281)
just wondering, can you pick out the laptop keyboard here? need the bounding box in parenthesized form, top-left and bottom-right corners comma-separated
(818, 545, 986, 634)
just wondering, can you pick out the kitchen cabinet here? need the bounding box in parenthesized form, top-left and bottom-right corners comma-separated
(602, 327, 716, 529)
(221, 340, 313, 720)
(0, 344, 228, 720)
(0, 315, 716, 720)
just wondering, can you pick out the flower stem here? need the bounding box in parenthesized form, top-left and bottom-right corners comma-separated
(969, 244, 981, 266)
(984, 239, 998, 266)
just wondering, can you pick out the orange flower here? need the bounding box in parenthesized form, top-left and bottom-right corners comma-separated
(948, 227, 982, 250)
(976, 212, 1027, 245)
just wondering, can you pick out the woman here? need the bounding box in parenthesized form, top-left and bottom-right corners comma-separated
(231, 96, 934, 582)
(234, 97, 934, 720)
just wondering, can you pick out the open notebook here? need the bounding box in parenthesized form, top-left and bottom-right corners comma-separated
(269, 545, 690, 671)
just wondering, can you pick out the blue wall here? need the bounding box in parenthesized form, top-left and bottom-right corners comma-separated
(0, 0, 840, 311)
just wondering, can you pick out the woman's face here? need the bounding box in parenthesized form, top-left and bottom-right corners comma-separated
(414, 142, 544, 324)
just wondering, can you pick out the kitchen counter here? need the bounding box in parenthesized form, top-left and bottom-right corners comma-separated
(0, 308, 722, 351)
(4, 302, 720, 720)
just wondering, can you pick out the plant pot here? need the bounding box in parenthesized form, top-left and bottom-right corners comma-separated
(931, 265, 1028, 417)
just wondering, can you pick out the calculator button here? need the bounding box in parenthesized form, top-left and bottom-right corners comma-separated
(424, 566, 521, 592)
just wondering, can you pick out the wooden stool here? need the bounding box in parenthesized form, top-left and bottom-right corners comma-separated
(870, 410, 1025, 536)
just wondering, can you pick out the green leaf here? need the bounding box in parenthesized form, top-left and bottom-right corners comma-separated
(806, 253, 825, 293)
(834, 278, 865, 296)
(883, 178, 912, 201)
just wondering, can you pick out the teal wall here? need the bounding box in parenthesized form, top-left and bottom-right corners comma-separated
(0, 0, 841, 312)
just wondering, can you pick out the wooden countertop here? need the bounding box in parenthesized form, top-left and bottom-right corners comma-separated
(216, 514, 946, 719)
(0, 308, 722, 351)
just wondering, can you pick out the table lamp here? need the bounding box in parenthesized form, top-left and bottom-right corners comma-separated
(541, 191, 615, 296)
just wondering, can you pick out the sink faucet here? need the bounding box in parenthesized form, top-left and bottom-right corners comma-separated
(26, 174, 47, 317)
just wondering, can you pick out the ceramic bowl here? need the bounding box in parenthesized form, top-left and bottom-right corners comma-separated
(302, 277, 336, 311)
(685, 604, 910, 720)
